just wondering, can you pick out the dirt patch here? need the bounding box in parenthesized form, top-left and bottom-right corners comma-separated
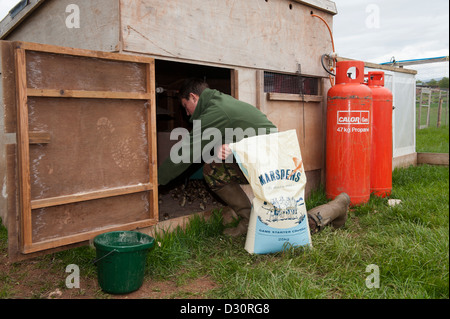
(113, 276, 218, 299)
(0, 253, 218, 299)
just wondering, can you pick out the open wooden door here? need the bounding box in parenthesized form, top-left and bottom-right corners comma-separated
(11, 41, 158, 256)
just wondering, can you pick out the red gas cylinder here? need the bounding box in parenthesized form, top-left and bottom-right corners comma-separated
(326, 61, 373, 206)
(367, 71, 393, 197)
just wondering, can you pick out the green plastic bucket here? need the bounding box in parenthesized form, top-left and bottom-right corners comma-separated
(93, 231, 155, 294)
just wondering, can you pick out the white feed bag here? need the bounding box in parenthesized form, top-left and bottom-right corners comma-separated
(229, 130, 312, 254)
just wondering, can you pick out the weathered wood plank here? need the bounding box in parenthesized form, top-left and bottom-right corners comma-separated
(417, 153, 449, 166)
(15, 47, 33, 248)
(28, 131, 50, 144)
(268, 92, 323, 102)
(23, 218, 157, 254)
(293, 0, 337, 14)
(31, 183, 153, 209)
(27, 88, 152, 100)
(146, 62, 159, 221)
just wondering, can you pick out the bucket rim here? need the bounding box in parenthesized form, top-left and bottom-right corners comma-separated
(93, 230, 155, 252)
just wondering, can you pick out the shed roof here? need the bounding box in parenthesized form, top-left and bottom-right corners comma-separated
(1, 0, 45, 39)
(0, 0, 337, 39)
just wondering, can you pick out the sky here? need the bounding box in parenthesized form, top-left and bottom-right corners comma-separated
(0, 0, 448, 80)
(332, 0, 449, 80)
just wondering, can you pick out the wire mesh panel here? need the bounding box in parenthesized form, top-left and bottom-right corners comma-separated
(264, 72, 319, 95)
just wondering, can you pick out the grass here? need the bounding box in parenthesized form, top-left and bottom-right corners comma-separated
(416, 125, 449, 153)
(154, 163, 449, 299)
(0, 126, 448, 299)
(143, 124, 449, 299)
(416, 94, 449, 153)
(140, 163, 449, 299)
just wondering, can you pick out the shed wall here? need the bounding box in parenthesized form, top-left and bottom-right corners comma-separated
(1, 0, 335, 242)
(120, 0, 334, 75)
(4, 0, 120, 52)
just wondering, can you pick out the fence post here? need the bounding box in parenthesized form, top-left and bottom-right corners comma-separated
(417, 88, 422, 129)
(445, 91, 449, 126)
(437, 97, 443, 128)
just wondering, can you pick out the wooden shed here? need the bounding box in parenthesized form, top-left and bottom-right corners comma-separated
(0, 0, 337, 260)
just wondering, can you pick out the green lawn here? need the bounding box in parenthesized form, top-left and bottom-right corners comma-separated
(144, 163, 449, 299)
(416, 125, 449, 153)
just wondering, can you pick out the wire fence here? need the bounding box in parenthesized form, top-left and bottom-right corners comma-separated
(416, 87, 449, 129)
(413, 60, 449, 129)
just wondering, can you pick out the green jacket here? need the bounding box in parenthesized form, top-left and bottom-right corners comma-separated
(157, 88, 277, 185)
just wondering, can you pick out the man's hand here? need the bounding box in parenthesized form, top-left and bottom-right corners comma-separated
(217, 144, 232, 160)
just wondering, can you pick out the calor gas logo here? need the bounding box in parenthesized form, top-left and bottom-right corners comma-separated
(337, 110, 370, 125)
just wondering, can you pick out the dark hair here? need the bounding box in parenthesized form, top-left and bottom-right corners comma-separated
(178, 78, 209, 100)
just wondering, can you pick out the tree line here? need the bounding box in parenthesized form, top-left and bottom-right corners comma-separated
(417, 77, 449, 89)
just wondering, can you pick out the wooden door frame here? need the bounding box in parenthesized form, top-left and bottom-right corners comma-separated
(13, 41, 159, 254)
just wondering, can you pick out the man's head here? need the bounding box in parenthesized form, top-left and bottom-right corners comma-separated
(178, 78, 209, 116)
